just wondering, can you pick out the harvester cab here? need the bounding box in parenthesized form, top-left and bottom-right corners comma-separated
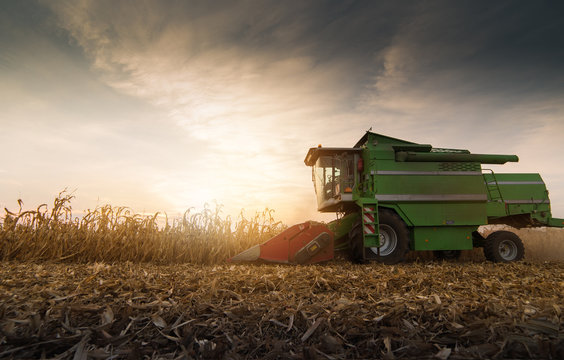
(304, 147, 362, 213)
(229, 131, 564, 265)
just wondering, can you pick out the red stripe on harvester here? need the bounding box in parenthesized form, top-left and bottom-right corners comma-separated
(364, 224, 376, 234)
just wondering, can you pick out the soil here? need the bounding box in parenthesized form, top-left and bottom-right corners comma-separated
(1, 260, 563, 359)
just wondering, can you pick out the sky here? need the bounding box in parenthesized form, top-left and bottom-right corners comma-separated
(1, 0, 564, 225)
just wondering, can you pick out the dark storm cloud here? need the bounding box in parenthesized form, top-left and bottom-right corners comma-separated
(150, 1, 564, 103)
(34, 1, 408, 110)
(375, 1, 564, 101)
(4, 1, 563, 100)
(31, 0, 564, 112)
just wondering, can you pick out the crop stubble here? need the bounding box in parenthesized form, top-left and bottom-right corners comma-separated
(0, 261, 563, 359)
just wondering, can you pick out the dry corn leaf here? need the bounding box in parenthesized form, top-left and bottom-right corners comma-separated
(435, 347, 452, 360)
(151, 314, 167, 328)
(301, 317, 324, 342)
(0, 261, 562, 359)
(100, 307, 114, 325)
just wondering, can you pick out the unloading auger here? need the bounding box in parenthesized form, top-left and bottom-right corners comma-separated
(229, 131, 564, 264)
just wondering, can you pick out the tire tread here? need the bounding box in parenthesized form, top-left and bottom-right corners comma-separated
(349, 208, 409, 264)
(484, 230, 524, 262)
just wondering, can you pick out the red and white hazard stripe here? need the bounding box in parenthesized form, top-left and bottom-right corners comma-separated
(364, 223, 376, 235)
(363, 207, 376, 235)
(363, 207, 375, 224)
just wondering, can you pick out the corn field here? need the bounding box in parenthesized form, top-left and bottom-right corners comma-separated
(1, 193, 563, 359)
(0, 192, 285, 264)
(2, 193, 564, 264)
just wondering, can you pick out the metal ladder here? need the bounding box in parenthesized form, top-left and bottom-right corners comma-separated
(483, 169, 503, 203)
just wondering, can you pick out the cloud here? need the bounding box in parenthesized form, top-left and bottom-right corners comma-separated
(38, 1, 379, 221)
(356, 2, 564, 140)
(45, 2, 341, 131)
(10, 0, 562, 221)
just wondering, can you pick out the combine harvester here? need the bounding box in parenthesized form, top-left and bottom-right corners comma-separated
(230, 132, 564, 264)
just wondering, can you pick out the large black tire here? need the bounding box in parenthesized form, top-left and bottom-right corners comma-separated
(348, 221, 366, 264)
(434, 250, 462, 261)
(349, 208, 410, 264)
(483, 231, 525, 263)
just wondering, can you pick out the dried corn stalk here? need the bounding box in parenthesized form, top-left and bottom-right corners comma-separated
(0, 261, 562, 359)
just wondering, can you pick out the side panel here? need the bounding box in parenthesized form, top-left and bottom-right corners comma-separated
(486, 173, 548, 200)
(548, 218, 564, 227)
(413, 226, 476, 250)
(393, 203, 487, 226)
(373, 169, 488, 227)
(484, 173, 553, 225)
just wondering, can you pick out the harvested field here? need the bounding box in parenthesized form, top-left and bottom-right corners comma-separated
(1, 261, 563, 359)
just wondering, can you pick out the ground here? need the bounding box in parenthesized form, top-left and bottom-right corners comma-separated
(0, 261, 563, 359)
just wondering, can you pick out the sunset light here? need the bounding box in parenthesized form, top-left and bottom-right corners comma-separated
(1, 2, 564, 358)
(1, 1, 563, 224)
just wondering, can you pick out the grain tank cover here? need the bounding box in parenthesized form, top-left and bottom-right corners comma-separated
(354, 131, 519, 164)
(395, 151, 519, 164)
(304, 147, 362, 166)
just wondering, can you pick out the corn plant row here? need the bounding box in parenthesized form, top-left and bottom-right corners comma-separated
(0, 192, 285, 264)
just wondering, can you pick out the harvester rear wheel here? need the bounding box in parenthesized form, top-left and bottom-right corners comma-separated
(349, 208, 409, 264)
(484, 231, 524, 262)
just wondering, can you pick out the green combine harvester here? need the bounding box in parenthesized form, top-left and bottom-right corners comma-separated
(230, 132, 564, 264)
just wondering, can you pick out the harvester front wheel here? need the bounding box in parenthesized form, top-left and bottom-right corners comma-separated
(349, 221, 367, 264)
(371, 209, 410, 264)
(349, 209, 409, 264)
(484, 231, 524, 262)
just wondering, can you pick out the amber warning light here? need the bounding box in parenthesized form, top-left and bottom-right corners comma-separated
(357, 158, 364, 172)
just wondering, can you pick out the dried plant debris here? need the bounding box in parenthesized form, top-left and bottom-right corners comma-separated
(0, 261, 563, 359)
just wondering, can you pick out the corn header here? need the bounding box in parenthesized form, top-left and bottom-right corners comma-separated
(230, 132, 564, 264)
